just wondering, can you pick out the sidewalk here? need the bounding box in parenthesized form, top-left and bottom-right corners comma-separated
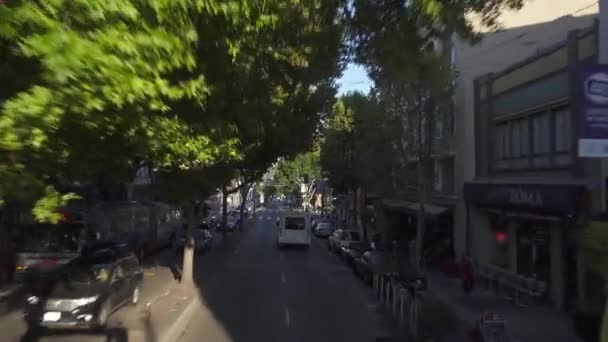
(426, 271, 582, 342)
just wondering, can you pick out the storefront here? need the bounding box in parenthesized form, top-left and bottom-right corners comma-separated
(379, 198, 455, 267)
(464, 182, 587, 309)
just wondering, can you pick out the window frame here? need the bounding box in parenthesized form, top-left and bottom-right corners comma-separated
(552, 106, 571, 153)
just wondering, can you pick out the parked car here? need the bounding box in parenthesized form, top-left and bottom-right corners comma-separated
(328, 229, 361, 253)
(24, 247, 143, 331)
(339, 232, 383, 259)
(353, 250, 394, 285)
(225, 216, 240, 231)
(173, 227, 213, 253)
(340, 241, 372, 267)
(313, 222, 333, 238)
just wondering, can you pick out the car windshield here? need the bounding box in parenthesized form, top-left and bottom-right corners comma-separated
(285, 217, 305, 230)
(67, 263, 113, 283)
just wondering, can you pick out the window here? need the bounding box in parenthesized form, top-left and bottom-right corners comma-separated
(285, 217, 305, 230)
(511, 121, 521, 157)
(433, 160, 442, 192)
(495, 124, 504, 159)
(533, 112, 550, 155)
(554, 108, 571, 152)
(495, 123, 510, 159)
(520, 119, 529, 156)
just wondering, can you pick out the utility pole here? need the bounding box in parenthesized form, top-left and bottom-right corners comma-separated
(598, 2, 608, 340)
(600, 0, 608, 213)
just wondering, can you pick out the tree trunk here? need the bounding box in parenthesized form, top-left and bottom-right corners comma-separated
(352, 188, 358, 231)
(180, 201, 196, 289)
(253, 186, 257, 218)
(361, 188, 368, 241)
(221, 186, 228, 241)
(414, 180, 426, 271)
(238, 184, 250, 231)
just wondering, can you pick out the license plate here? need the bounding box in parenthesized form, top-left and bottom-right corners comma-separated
(43, 312, 61, 322)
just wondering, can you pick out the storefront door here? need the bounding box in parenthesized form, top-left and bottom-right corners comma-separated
(517, 222, 551, 283)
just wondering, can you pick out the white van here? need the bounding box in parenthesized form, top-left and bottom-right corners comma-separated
(276, 211, 311, 249)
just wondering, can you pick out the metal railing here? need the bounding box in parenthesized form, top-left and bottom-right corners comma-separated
(373, 272, 425, 339)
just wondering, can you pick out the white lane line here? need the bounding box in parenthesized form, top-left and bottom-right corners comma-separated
(284, 306, 291, 328)
(267, 216, 271, 220)
(281, 272, 287, 284)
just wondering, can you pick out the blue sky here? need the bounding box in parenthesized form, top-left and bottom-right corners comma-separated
(337, 63, 373, 95)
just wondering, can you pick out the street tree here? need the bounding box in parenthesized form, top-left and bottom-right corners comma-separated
(275, 150, 322, 211)
(0, 0, 342, 288)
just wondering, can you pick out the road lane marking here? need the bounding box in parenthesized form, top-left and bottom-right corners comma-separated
(279, 254, 284, 261)
(267, 216, 271, 220)
(284, 306, 291, 328)
(233, 247, 240, 255)
(281, 272, 286, 284)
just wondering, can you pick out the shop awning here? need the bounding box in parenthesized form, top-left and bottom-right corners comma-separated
(382, 199, 449, 217)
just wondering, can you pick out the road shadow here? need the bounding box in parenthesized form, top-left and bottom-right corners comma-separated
(0, 285, 25, 316)
(20, 326, 129, 342)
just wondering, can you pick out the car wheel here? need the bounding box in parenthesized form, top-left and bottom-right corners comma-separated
(131, 286, 140, 305)
(96, 301, 110, 328)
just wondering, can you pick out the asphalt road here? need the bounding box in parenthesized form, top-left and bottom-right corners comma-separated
(178, 208, 398, 342)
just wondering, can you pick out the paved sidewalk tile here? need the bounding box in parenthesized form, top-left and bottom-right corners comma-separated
(426, 271, 582, 342)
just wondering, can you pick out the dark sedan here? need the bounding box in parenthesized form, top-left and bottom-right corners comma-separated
(340, 241, 372, 267)
(24, 248, 143, 331)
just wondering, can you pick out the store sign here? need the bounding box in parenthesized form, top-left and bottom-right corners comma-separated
(464, 183, 584, 215)
(508, 188, 543, 206)
(577, 64, 608, 157)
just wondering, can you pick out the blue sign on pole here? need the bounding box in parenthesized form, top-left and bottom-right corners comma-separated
(578, 64, 608, 157)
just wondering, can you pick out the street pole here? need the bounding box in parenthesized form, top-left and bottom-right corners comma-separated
(599, 2, 608, 340)
(600, 0, 608, 213)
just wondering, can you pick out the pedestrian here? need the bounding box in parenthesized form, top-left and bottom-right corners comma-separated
(461, 254, 474, 295)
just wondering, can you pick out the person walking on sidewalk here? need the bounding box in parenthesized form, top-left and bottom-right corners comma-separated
(461, 254, 475, 295)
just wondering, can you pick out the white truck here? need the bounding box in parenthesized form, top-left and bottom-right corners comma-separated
(276, 211, 311, 249)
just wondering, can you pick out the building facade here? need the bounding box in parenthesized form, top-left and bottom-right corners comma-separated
(453, 1, 600, 310)
(463, 21, 602, 310)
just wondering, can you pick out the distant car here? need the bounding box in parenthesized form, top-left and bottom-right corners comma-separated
(328, 229, 361, 253)
(313, 222, 333, 238)
(24, 248, 143, 331)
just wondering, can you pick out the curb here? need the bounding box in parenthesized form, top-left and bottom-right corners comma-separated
(157, 294, 200, 342)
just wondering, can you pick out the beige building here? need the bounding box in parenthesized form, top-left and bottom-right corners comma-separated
(453, 0, 599, 310)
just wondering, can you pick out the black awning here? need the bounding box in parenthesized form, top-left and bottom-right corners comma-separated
(382, 199, 450, 217)
(464, 182, 586, 216)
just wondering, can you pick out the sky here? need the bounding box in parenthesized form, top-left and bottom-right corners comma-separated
(337, 63, 373, 95)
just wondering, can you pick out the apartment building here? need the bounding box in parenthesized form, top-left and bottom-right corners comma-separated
(454, 0, 599, 310)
